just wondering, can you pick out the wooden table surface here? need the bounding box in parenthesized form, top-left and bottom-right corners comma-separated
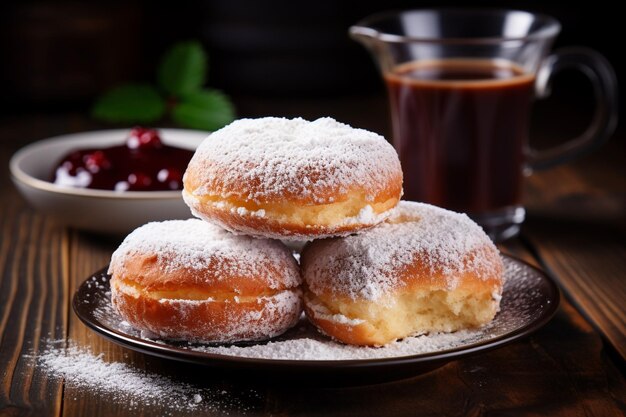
(1, 105, 625, 417)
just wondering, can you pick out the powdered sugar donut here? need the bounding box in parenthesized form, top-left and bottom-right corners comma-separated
(109, 219, 302, 343)
(301, 201, 503, 346)
(182, 117, 403, 240)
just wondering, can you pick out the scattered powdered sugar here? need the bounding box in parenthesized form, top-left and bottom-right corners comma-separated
(191, 326, 484, 360)
(109, 219, 300, 289)
(32, 340, 260, 415)
(84, 256, 549, 362)
(184, 117, 402, 204)
(303, 201, 501, 301)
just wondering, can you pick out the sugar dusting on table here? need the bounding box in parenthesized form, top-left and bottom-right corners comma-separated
(33, 340, 259, 415)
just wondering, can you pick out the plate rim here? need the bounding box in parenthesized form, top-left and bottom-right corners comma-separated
(72, 254, 560, 369)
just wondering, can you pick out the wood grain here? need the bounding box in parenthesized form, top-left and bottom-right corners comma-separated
(525, 162, 626, 361)
(0, 206, 67, 417)
(1, 112, 625, 417)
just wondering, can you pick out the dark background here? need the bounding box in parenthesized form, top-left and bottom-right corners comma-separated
(0, 1, 622, 147)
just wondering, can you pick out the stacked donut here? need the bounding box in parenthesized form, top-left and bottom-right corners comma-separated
(109, 117, 503, 346)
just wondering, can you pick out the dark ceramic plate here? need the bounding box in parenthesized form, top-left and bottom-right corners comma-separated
(73, 255, 559, 383)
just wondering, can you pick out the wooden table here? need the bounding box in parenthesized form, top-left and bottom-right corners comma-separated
(1, 107, 625, 417)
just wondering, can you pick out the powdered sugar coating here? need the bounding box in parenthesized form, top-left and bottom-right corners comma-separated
(303, 201, 502, 301)
(84, 256, 553, 361)
(109, 219, 301, 290)
(184, 117, 402, 204)
(109, 219, 302, 342)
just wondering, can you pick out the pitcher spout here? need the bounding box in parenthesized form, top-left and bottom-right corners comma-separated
(349, 25, 382, 49)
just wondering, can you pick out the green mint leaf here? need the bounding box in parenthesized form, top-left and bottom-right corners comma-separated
(157, 41, 207, 96)
(91, 84, 166, 123)
(172, 89, 235, 131)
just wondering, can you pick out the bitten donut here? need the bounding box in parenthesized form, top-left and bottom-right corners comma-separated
(301, 201, 504, 346)
(182, 117, 403, 240)
(109, 219, 302, 343)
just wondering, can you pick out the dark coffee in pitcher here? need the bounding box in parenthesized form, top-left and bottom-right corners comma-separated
(385, 59, 535, 214)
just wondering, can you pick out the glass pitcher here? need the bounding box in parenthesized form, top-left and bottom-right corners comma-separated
(350, 9, 617, 241)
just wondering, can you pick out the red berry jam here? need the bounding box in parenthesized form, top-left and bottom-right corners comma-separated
(52, 128, 194, 191)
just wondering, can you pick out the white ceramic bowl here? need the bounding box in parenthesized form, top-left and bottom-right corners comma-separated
(10, 128, 208, 235)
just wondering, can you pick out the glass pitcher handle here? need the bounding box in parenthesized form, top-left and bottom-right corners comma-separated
(529, 48, 618, 171)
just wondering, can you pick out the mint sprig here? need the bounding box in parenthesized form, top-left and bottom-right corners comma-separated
(158, 41, 207, 96)
(172, 90, 235, 131)
(91, 84, 166, 123)
(92, 41, 235, 131)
